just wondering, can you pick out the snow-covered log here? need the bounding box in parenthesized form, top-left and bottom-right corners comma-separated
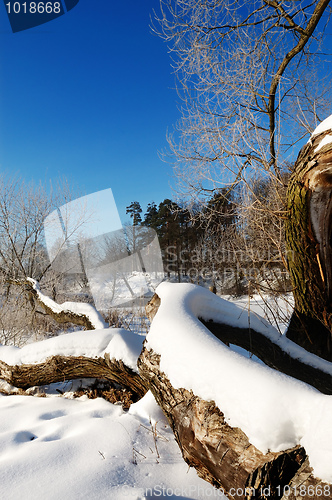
(146, 290, 332, 395)
(12, 278, 107, 330)
(0, 329, 147, 398)
(0, 355, 147, 397)
(138, 347, 306, 500)
(139, 283, 332, 498)
(199, 319, 332, 395)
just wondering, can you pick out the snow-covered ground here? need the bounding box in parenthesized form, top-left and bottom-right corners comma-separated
(0, 282, 331, 498)
(0, 390, 222, 499)
(0, 285, 224, 500)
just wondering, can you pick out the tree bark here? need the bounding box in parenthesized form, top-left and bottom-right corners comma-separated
(285, 130, 332, 361)
(0, 354, 147, 398)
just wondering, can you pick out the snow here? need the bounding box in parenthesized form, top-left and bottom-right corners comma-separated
(314, 134, 332, 152)
(27, 278, 107, 330)
(0, 391, 222, 499)
(0, 328, 143, 373)
(311, 114, 332, 137)
(87, 268, 163, 309)
(146, 282, 332, 483)
(228, 293, 294, 334)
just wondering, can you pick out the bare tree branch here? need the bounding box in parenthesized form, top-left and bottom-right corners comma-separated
(9, 278, 106, 331)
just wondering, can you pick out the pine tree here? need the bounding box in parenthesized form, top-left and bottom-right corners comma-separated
(126, 201, 142, 226)
(143, 202, 159, 231)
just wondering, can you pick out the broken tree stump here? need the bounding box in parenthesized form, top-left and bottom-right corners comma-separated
(280, 458, 332, 500)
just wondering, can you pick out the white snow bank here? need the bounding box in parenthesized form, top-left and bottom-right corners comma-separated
(0, 393, 221, 499)
(27, 278, 107, 330)
(146, 282, 332, 482)
(0, 328, 143, 373)
(129, 389, 165, 425)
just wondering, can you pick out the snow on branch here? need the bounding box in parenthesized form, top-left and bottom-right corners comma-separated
(0, 328, 147, 397)
(22, 278, 107, 330)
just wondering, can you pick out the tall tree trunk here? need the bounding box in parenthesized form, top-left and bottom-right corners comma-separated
(286, 129, 332, 361)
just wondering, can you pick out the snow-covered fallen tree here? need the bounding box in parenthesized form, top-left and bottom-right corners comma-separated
(139, 282, 332, 499)
(11, 278, 107, 331)
(1, 280, 331, 498)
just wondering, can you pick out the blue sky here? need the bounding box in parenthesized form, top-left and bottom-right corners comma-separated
(0, 0, 178, 222)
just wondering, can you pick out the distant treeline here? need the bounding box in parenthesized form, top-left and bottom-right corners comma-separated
(126, 185, 290, 295)
(127, 180, 289, 294)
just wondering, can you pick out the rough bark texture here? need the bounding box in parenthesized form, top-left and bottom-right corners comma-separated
(145, 293, 161, 321)
(286, 130, 332, 361)
(0, 354, 147, 398)
(138, 347, 307, 500)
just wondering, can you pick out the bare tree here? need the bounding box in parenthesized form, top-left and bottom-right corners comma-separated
(0, 175, 89, 343)
(154, 0, 332, 253)
(155, 0, 331, 192)
(153, 0, 332, 344)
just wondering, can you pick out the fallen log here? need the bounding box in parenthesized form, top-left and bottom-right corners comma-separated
(142, 287, 332, 499)
(200, 319, 332, 395)
(10, 278, 106, 330)
(138, 347, 306, 500)
(146, 293, 332, 395)
(0, 353, 147, 398)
